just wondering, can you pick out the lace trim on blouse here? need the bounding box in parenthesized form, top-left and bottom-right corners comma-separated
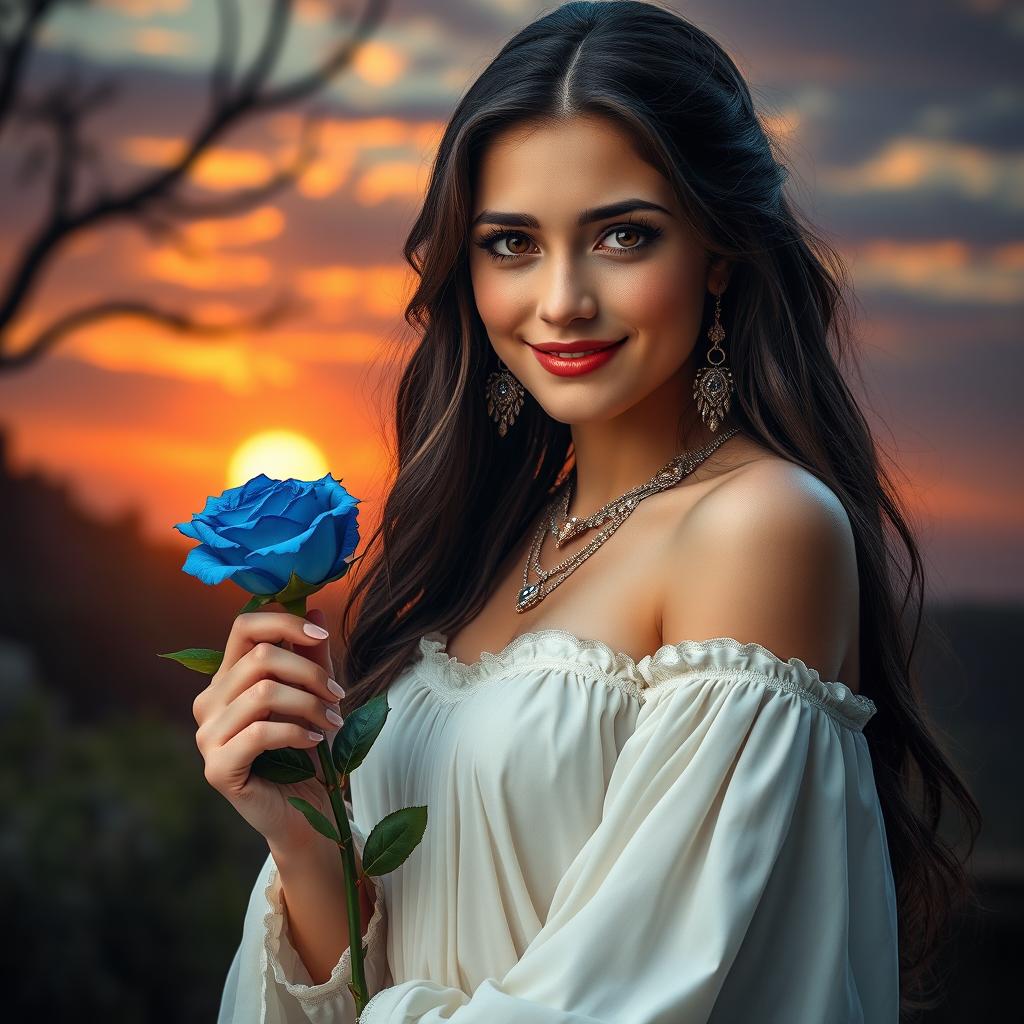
(358, 984, 393, 1022)
(262, 856, 387, 1008)
(415, 629, 877, 731)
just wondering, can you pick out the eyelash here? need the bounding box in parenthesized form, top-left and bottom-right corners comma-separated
(473, 215, 663, 263)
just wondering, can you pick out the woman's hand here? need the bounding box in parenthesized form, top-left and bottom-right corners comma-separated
(192, 607, 347, 854)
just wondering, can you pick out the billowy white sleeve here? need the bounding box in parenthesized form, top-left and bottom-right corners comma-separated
(357, 658, 899, 1024)
(217, 813, 390, 1024)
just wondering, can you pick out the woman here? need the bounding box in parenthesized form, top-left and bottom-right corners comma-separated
(204, 2, 980, 1021)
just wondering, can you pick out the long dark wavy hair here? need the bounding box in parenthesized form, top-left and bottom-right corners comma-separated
(332, 2, 981, 1015)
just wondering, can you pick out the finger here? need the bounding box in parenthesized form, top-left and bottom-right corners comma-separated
(207, 721, 324, 793)
(202, 678, 341, 748)
(228, 642, 340, 707)
(297, 606, 336, 680)
(222, 610, 328, 673)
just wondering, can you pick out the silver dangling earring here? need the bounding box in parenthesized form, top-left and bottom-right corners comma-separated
(693, 289, 734, 432)
(485, 358, 525, 437)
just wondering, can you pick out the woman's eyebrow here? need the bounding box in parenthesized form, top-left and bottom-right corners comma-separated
(470, 198, 673, 230)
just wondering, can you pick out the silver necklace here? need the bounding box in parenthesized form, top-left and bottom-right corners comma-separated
(516, 426, 740, 612)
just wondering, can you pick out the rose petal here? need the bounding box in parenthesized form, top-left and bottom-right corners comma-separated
(289, 509, 344, 583)
(245, 484, 303, 522)
(245, 509, 335, 586)
(189, 517, 245, 551)
(181, 544, 284, 593)
(276, 488, 323, 525)
(218, 513, 308, 550)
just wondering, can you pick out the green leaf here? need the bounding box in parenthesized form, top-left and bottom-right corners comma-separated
(238, 593, 274, 614)
(251, 747, 316, 783)
(361, 806, 428, 876)
(287, 796, 341, 843)
(157, 648, 224, 674)
(332, 693, 389, 775)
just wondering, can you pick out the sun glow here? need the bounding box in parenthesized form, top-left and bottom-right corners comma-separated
(227, 430, 330, 489)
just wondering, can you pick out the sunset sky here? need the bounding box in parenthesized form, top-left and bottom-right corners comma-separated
(0, 0, 1021, 602)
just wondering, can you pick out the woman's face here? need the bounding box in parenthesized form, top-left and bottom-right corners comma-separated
(468, 114, 731, 427)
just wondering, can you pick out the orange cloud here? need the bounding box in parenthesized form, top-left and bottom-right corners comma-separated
(848, 239, 1023, 304)
(289, 330, 408, 365)
(267, 115, 445, 200)
(131, 27, 191, 56)
(120, 135, 187, 166)
(759, 86, 837, 156)
(991, 241, 1024, 269)
(146, 247, 272, 289)
(52, 301, 406, 392)
(99, 0, 189, 14)
(120, 137, 276, 190)
(268, 115, 424, 150)
(182, 206, 286, 249)
(354, 160, 426, 205)
(353, 41, 408, 87)
(821, 136, 1024, 209)
(62, 317, 296, 394)
(296, 264, 415, 320)
(294, 0, 336, 21)
(297, 150, 358, 200)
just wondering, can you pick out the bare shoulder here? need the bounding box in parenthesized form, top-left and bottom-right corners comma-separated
(684, 457, 857, 557)
(658, 455, 860, 688)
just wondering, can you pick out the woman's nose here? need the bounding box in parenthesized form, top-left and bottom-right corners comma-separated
(536, 261, 598, 325)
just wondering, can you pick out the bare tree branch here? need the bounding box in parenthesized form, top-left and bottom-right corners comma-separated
(150, 105, 324, 221)
(0, 0, 390, 374)
(235, 0, 291, 103)
(250, 2, 387, 113)
(210, 0, 241, 109)
(0, 0, 57, 137)
(4, 290, 305, 372)
(18, 69, 119, 219)
(135, 206, 197, 253)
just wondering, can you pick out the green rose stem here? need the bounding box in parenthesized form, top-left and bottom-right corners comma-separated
(315, 748, 369, 1009)
(287, 596, 371, 1014)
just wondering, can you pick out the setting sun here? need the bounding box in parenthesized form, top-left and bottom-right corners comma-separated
(226, 429, 329, 488)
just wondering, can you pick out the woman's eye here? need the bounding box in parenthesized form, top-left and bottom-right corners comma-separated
(601, 226, 645, 251)
(475, 220, 662, 263)
(493, 233, 534, 257)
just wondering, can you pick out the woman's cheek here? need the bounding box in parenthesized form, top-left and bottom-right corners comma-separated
(471, 265, 519, 335)
(615, 263, 702, 339)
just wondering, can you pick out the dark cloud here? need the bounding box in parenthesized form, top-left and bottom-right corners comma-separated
(683, 0, 1023, 87)
(812, 190, 1023, 246)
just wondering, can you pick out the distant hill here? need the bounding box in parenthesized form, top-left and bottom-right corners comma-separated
(913, 600, 1023, 871)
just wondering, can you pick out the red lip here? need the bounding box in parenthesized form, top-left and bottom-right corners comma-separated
(530, 338, 626, 353)
(530, 336, 628, 377)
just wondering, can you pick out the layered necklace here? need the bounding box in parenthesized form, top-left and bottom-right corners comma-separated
(515, 426, 741, 613)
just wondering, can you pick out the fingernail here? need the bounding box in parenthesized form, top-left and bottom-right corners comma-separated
(327, 677, 345, 698)
(325, 707, 343, 726)
(303, 622, 329, 639)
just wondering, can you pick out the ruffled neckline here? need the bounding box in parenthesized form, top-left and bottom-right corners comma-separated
(416, 628, 877, 730)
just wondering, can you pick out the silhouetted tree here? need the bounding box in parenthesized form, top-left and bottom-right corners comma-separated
(0, 0, 389, 374)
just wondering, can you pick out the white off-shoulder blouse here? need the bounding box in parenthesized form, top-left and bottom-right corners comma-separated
(217, 629, 899, 1024)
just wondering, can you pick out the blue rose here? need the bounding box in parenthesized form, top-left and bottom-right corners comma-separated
(174, 472, 360, 597)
